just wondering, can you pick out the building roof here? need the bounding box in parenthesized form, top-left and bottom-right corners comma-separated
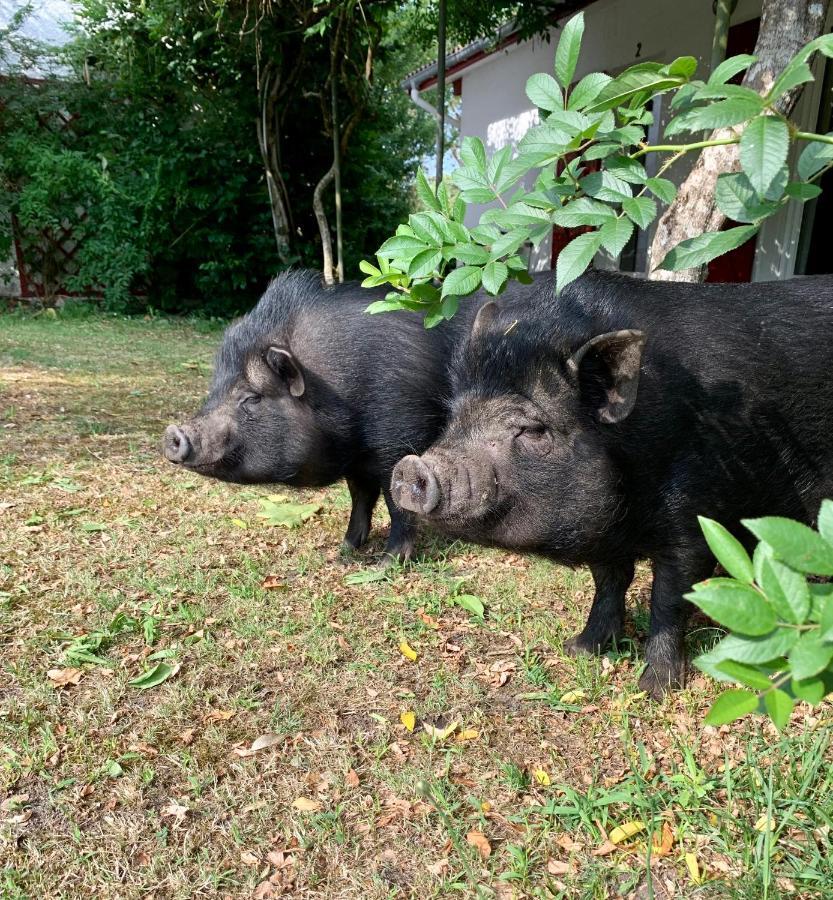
(403, 0, 596, 91)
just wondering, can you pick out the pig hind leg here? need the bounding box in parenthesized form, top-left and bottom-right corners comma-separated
(344, 477, 381, 550)
(564, 562, 634, 656)
(639, 550, 715, 700)
(382, 487, 417, 562)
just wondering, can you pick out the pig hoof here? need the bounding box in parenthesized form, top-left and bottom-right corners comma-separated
(638, 662, 685, 701)
(563, 630, 619, 657)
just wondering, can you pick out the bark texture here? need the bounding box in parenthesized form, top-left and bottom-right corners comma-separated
(649, 0, 831, 281)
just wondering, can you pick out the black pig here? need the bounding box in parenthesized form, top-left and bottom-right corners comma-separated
(391, 270, 833, 697)
(163, 270, 478, 559)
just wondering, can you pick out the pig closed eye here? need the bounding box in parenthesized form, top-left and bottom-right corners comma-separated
(519, 423, 547, 439)
(516, 423, 552, 454)
(239, 394, 262, 408)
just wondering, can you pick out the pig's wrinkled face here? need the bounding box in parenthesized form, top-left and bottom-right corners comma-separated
(163, 336, 341, 487)
(391, 302, 645, 560)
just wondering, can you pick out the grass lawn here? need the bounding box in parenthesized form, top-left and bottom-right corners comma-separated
(1, 310, 832, 899)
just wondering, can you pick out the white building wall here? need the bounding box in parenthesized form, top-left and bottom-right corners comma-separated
(456, 0, 763, 273)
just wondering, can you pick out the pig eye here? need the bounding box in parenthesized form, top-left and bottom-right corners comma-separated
(239, 394, 262, 408)
(519, 423, 547, 439)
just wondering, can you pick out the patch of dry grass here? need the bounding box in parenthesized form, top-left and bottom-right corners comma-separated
(2, 312, 832, 899)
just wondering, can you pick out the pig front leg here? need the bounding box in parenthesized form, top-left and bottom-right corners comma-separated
(564, 562, 634, 656)
(639, 550, 715, 700)
(343, 477, 380, 550)
(382, 487, 417, 562)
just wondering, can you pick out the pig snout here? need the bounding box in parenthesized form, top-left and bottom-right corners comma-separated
(392, 455, 440, 515)
(163, 424, 193, 464)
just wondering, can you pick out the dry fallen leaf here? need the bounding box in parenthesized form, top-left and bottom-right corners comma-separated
(593, 840, 618, 857)
(161, 800, 189, 822)
(179, 728, 195, 746)
(203, 709, 235, 723)
(560, 689, 587, 704)
(456, 728, 479, 743)
(427, 858, 450, 877)
(547, 859, 572, 875)
(1, 794, 29, 812)
(291, 797, 322, 812)
(754, 813, 776, 832)
(423, 721, 459, 742)
(609, 820, 646, 844)
(240, 850, 261, 866)
(233, 732, 283, 757)
(47, 668, 83, 687)
(261, 575, 287, 590)
(417, 608, 440, 629)
(399, 640, 418, 662)
(651, 821, 675, 856)
(466, 829, 491, 859)
(534, 769, 551, 786)
(400, 711, 416, 732)
(345, 769, 360, 788)
(685, 851, 703, 884)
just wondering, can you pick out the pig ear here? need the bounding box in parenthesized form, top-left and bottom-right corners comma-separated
(265, 347, 305, 398)
(471, 300, 499, 338)
(567, 329, 645, 424)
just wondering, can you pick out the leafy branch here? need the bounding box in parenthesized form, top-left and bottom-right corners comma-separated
(361, 12, 833, 327)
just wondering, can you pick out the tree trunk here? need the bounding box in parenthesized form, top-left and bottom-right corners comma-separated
(257, 64, 294, 265)
(313, 163, 337, 284)
(649, 0, 831, 281)
(331, 39, 344, 283)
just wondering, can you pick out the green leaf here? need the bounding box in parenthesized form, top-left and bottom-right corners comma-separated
(582, 141, 621, 161)
(658, 225, 758, 272)
(410, 283, 440, 303)
(410, 212, 449, 246)
(705, 689, 759, 725)
(685, 581, 775, 635)
(757, 554, 810, 624)
(708, 628, 800, 665)
(416, 168, 442, 212)
(517, 122, 575, 164)
(481, 261, 509, 296)
(408, 248, 443, 278)
(708, 53, 756, 85)
(581, 170, 632, 203)
(441, 266, 482, 298)
(764, 688, 794, 730)
(664, 95, 764, 136)
(587, 70, 685, 113)
(818, 500, 833, 546)
(715, 659, 774, 690)
(344, 569, 388, 585)
(487, 145, 513, 185)
(714, 172, 779, 223)
(454, 593, 485, 618)
(129, 661, 178, 690)
(621, 196, 657, 230)
(556, 231, 604, 294)
(666, 56, 697, 79)
(789, 632, 833, 681)
(645, 176, 677, 204)
(453, 168, 495, 203)
(598, 217, 634, 258)
(440, 294, 459, 319)
(768, 59, 814, 102)
(377, 235, 428, 259)
(568, 72, 612, 110)
(257, 498, 321, 528)
(698, 517, 754, 583)
(359, 259, 380, 276)
(604, 155, 647, 184)
(743, 516, 833, 575)
(739, 115, 789, 198)
(797, 133, 833, 180)
(365, 299, 406, 315)
(784, 182, 822, 201)
(555, 12, 584, 89)
(526, 73, 563, 111)
(791, 673, 829, 704)
(460, 136, 487, 173)
(552, 197, 616, 228)
(490, 228, 530, 258)
(450, 243, 490, 265)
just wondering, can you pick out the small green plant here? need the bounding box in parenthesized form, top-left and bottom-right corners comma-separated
(363, 12, 833, 324)
(691, 500, 833, 729)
